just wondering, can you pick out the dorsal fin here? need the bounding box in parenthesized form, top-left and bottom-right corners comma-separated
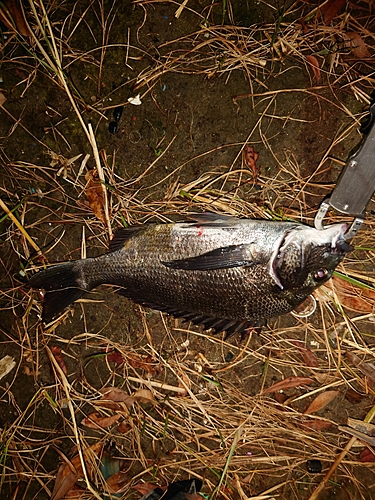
(108, 226, 146, 253)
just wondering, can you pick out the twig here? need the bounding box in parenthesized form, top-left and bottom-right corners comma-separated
(0, 198, 41, 255)
(308, 402, 375, 500)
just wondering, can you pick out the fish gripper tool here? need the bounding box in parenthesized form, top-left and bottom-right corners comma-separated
(315, 99, 375, 240)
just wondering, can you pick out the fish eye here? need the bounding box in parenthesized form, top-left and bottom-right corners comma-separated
(314, 268, 329, 281)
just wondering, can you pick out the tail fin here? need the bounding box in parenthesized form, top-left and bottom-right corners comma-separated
(28, 262, 87, 322)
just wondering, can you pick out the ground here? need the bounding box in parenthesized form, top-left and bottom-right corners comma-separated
(1, 0, 375, 499)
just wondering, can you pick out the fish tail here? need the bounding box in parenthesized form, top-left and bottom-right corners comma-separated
(28, 261, 88, 322)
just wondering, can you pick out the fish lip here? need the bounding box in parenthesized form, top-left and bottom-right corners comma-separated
(332, 239, 354, 254)
(329, 223, 354, 254)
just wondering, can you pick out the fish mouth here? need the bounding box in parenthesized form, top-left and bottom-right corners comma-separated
(328, 223, 354, 255)
(332, 238, 353, 254)
(269, 223, 353, 290)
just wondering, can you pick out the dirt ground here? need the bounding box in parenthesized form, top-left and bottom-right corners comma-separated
(1, 0, 375, 499)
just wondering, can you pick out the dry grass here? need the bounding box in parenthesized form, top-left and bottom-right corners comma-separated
(1, 0, 375, 499)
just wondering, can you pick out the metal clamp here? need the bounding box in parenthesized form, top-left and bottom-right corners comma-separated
(314, 198, 365, 240)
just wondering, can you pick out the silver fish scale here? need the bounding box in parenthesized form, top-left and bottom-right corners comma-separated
(28, 216, 350, 330)
(82, 221, 318, 323)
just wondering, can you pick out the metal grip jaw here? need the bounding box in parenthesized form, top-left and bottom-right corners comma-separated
(314, 200, 364, 240)
(314, 101, 375, 240)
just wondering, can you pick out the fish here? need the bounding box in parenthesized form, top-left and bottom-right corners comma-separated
(27, 214, 352, 334)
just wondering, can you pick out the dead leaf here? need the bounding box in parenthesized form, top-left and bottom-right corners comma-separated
(300, 419, 332, 431)
(99, 387, 135, 407)
(177, 370, 191, 397)
(81, 412, 121, 429)
(85, 169, 106, 223)
(303, 390, 339, 415)
(318, 275, 375, 313)
(106, 471, 129, 493)
(274, 392, 288, 404)
(51, 443, 103, 500)
(117, 421, 132, 434)
(0, 0, 32, 37)
(262, 376, 314, 394)
(360, 448, 375, 462)
(132, 482, 158, 496)
(343, 32, 371, 59)
(320, 0, 346, 25)
(0, 355, 16, 380)
(0, 92, 6, 107)
(242, 144, 259, 180)
(291, 340, 319, 368)
(127, 352, 160, 375)
(52, 462, 80, 500)
(64, 485, 87, 498)
(345, 352, 375, 384)
(345, 387, 365, 404)
(306, 55, 321, 82)
(50, 346, 68, 376)
(314, 373, 339, 386)
(105, 350, 124, 365)
(133, 388, 156, 404)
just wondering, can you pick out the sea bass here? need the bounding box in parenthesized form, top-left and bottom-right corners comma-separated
(28, 214, 352, 334)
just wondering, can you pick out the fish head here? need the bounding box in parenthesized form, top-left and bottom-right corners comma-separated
(274, 223, 353, 292)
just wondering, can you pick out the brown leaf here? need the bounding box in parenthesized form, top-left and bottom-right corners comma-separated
(133, 389, 156, 404)
(242, 144, 259, 180)
(0, 0, 32, 37)
(262, 376, 314, 394)
(360, 448, 375, 462)
(291, 340, 319, 368)
(50, 346, 68, 376)
(306, 55, 321, 82)
(274, 392, 288, 404)
(320, 0, 346, 25)
(64, 485, 87, 498)
(81, 412, 121, 429)
(117, 421, 132, 434)
(345, 387, 365, 404)
(106, 471, 129, 493)
(105, 351, 124, 365)
(99, 387, 135, 407)
(51, 461, 80, 500)
(0, 92, 6, 107)
(318, 276, 375, 313)
(132, 482, 158, 496)
(343, 32, 371, 59)
(345, 351, 375, 384)
(300, 419, 332, 431)
(303, 390, 340, 415)
(127, 353, 160, 375)
(85, 169, 106, 222)
(51, 443, 103, 500)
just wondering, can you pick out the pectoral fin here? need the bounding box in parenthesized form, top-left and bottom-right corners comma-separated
(162, 244, 257, 270)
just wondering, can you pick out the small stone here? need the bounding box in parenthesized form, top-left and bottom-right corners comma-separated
(113, 106, 124, 122)
(306, 459, 322, 473)
(108, 121, 118, 134)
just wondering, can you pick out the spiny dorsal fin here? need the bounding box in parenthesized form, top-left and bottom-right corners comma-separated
(108, 226, 147, 253)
